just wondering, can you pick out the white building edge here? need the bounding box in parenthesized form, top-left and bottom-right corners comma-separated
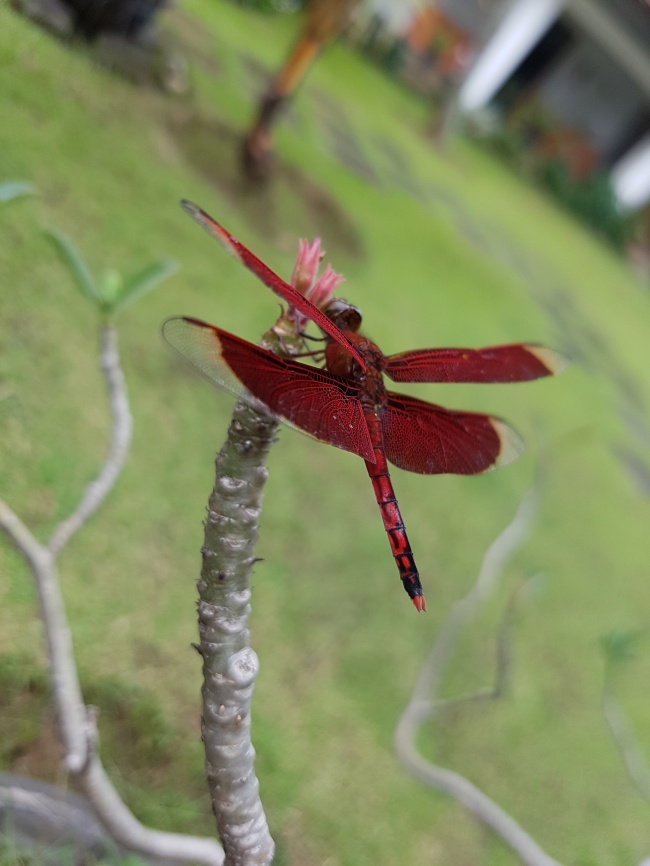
(449, 0, 650, 211)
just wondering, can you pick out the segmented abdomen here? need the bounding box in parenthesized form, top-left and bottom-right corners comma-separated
(363, 409, 425, 611)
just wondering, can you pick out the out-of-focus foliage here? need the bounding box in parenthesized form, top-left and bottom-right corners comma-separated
(539, 161, 635, 251)
(601, 630, 645, 667)
(471, 113, 635, 250)
(228, 0, 304, 13)
(44, 228, 177, 319)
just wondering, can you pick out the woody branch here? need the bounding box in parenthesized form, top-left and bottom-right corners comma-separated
(395, 489, 564, 866)
(0, 324, 223, 866)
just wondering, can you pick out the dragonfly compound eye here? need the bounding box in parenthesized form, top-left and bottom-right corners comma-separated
(323, 299, 363, 333)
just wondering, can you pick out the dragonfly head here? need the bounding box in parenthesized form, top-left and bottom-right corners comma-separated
(322, 298, 362, 334)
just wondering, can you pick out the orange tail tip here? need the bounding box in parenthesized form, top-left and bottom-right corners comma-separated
(412, 595, 426, 612)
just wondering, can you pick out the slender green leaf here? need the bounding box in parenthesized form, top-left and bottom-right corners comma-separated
(0, 181, 36, 203)
(44, 228, 101, 304)
(111, 259, 178, 315)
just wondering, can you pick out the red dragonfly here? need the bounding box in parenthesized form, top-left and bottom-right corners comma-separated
(164, 203, 565, 611)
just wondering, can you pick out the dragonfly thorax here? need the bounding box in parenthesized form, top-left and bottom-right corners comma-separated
(325, 334, 387, 407)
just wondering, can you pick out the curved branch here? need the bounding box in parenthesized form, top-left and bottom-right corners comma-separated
(48, 326, 133, 556)
(0, 498, 88, 771)
(431, 583, 519, 715)
(1, 320, 223, 863)
(602, 675, 650, 802)
(197, 399, 277, 865)
(395, 490, 564, 866)
(0, 497, 224, 865)
(410, 489, 538, 708)
(395, 747, 562, 866)
(79, 757, 224, 864)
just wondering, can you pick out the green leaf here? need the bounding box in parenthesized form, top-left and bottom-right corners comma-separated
(100, 268, 124, 305)
(111, 259, 178, 315)
(0, 181, 36, 203)
(44, 228, 101, 305)
(600, 630, 644, 666)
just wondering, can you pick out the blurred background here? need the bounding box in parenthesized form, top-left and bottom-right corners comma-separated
(1, 0, 649, 863)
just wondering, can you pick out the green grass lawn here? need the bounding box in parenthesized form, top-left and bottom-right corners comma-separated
(1, 2, 650, 864)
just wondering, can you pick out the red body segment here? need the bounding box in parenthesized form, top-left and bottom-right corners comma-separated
(363, 411, 425, 610)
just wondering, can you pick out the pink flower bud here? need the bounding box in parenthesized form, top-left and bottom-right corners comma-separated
(290, 238, 323, 294)
(307, 264, 345, 310)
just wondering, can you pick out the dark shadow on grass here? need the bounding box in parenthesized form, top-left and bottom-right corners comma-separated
(0, 653, 213, 836)
(170, 114, 364, 260)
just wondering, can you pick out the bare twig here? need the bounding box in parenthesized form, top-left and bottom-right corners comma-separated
(431, 584, 518, 715)
(603, 675, 650, 802)
(0, 497, 224, 864)
(48, 326, 133, 556)
(0, 500, 88, 771)
(395, 490, 565, 866)
(197, 399, 277, 866)
(398, 755, 562, 866)
(0, 322, 224, 865)
(408, 489, 537, 712)
(73, 757, 224, 863)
